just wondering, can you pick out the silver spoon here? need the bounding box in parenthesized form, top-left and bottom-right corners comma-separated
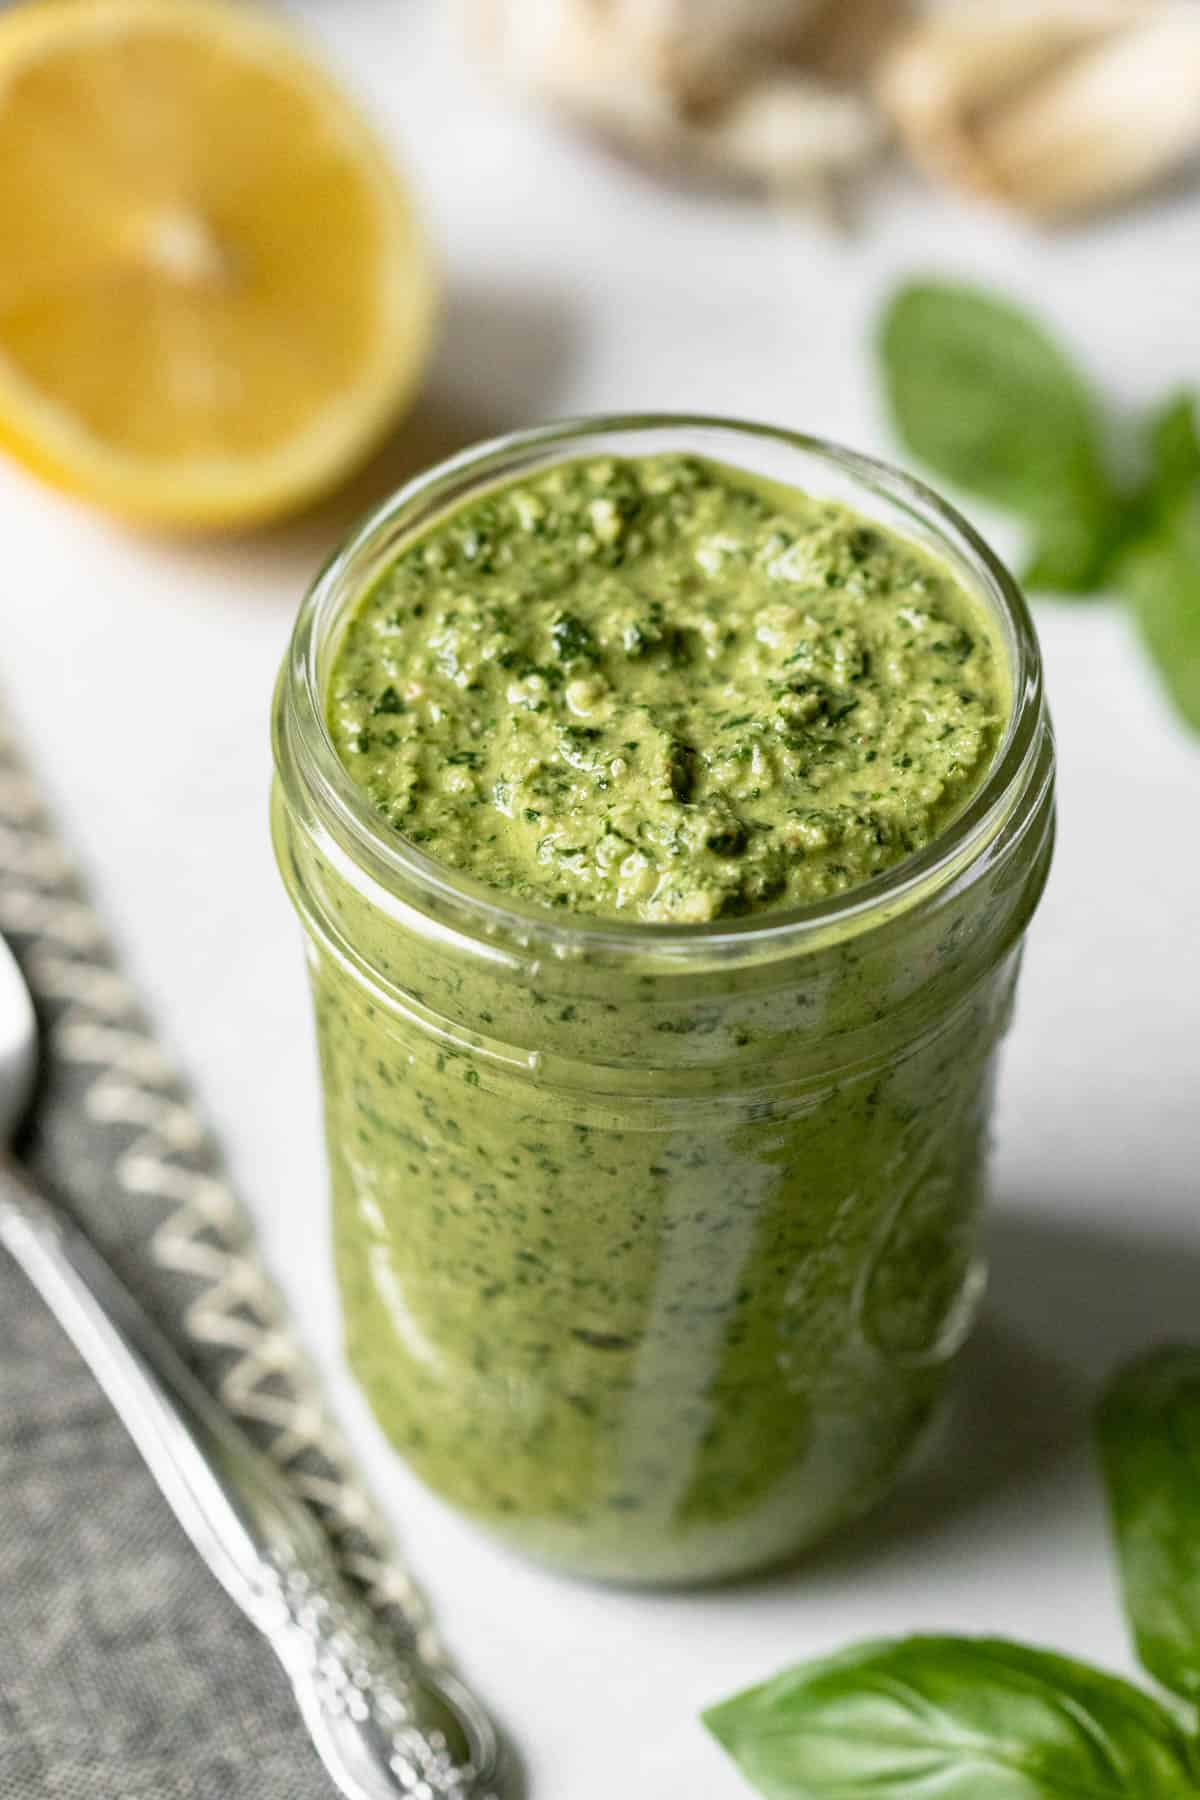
(0, 931, 506, 1800)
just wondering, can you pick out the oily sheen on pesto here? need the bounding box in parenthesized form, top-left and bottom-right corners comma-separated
(328, 454, 1007, 922)
(275, 432, 1054, 1584)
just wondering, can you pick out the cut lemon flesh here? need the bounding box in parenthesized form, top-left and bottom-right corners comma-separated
(0, 0, 437, 527)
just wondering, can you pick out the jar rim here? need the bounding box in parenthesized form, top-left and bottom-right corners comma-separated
(274, 413, 1048, 969)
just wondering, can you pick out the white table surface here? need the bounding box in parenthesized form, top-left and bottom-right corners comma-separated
(4, 5, 1199, 1794)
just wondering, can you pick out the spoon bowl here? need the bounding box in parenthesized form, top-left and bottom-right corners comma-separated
(0, 932, 36, 1142)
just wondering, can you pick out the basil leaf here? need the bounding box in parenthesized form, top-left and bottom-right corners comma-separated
(1146, 390, 1200, 501)
(1097, 1347, 1200, 1703)
(703, 1635, 1200, 1798)
(1119, 491, 1200, 734)
(1079, 391, 1200, 614)
(1021, 510, 1126, 597)
(878, 283, 1120, 585)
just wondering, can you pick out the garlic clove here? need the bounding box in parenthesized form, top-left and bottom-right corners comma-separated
(702, 75, 887, 186)
(968, 10, 1200, 218)
(876, 6, 1134, 198)
(877, 4, 1200, 221)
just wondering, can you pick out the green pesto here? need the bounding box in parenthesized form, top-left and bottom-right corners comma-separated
(327, 454, 1007, 923)
(284, 451, 1049, 1585)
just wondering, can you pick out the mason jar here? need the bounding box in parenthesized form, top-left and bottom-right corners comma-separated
(272, 416, 1055, 1586)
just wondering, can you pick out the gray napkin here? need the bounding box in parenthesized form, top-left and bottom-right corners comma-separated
(0, 703, 438, 1798)
(0, 1253, 335, 1800)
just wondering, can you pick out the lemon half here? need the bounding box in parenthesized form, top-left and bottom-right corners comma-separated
(0, 0, 437, 528)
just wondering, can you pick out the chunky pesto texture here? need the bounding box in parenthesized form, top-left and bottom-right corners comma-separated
(328, 455, 1006, 922)
(278, 450, 1052, 1584)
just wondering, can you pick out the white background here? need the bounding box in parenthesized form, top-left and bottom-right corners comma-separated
(4, 5, 1199, 1794)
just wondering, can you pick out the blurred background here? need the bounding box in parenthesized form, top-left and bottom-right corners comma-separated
(1, 3, 1199, 1797)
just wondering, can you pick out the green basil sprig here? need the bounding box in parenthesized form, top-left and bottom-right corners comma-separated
(878, 280, 1200, 732)
(1120, 492, 1200, 733)
(1144, 390, 1200, 503)
(705, 1346, 1200, 1796)
(1097, 1347, 1200, 1709)
(879, 283, 1122, 593)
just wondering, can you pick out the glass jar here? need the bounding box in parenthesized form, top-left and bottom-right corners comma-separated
(272, 417, 1055, 1586)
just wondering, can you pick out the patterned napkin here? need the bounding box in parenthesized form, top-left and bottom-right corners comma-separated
(0, 701, 445, 1798)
